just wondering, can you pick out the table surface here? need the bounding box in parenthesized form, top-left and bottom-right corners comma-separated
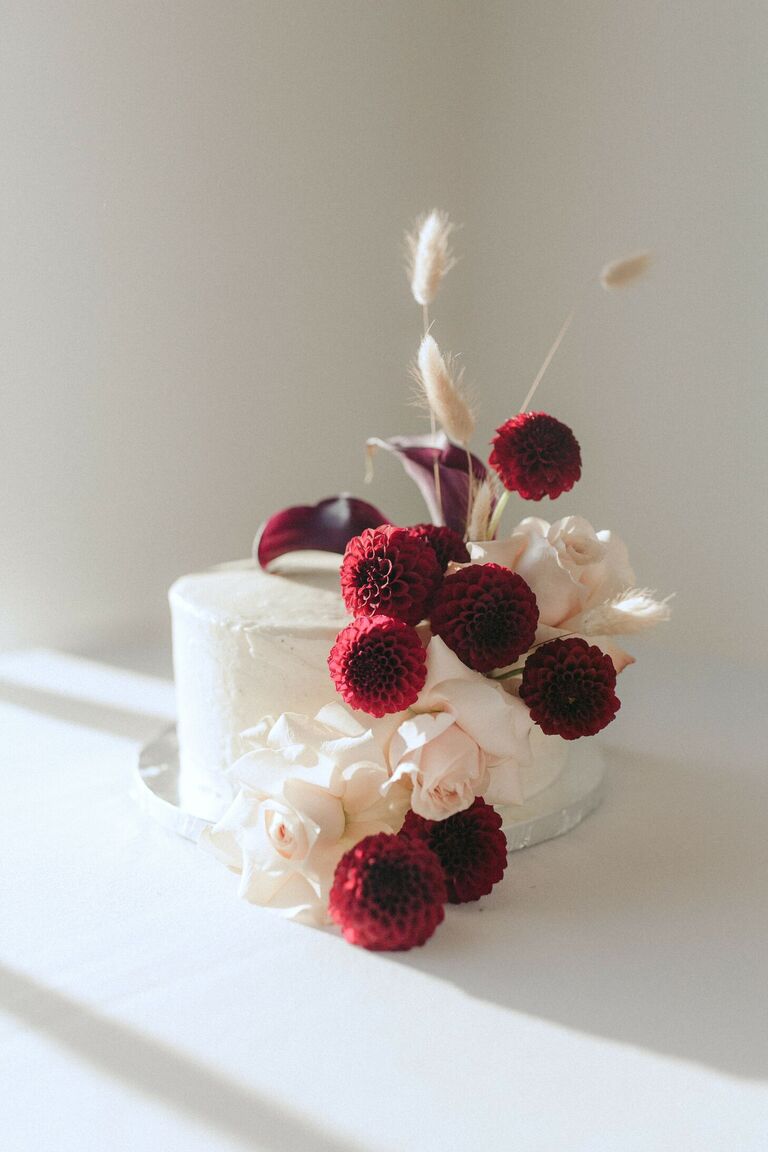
(1, 645, 767, 1152)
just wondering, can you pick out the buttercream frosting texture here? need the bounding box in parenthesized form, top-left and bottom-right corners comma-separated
(170, 555, 349, 818)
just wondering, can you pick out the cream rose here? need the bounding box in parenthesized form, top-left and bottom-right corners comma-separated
(384, 637, 534, 817)
(548, 515, 606, 571)
(388, 712, 489, 820)
(470, 514, 636, 627)
(200, 704, 395, 923)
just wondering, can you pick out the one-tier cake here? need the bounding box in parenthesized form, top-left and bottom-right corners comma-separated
(170, 553, 568, 823)
(156, 210, 668, 950)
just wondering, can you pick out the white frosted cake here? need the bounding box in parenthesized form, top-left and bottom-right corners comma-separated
(170, 552, 568, 823)
(170, 554, 349, 819)
(154, 212, 668, 946)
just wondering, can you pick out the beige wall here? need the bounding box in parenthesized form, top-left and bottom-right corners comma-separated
(2, 2, 766, 662)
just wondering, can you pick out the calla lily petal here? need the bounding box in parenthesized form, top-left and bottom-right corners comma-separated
(255, 495, 389, 569)
(366, 432, 489, 535)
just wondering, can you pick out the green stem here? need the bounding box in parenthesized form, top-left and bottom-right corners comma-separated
(489, 665, 525, 681)
(487, 490, 510, 539)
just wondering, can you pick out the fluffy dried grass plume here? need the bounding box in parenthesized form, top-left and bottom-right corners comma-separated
(414, 333, 475, 446)
(467, 477, 497, 541)
(407, 210, 456, 306)
(580, 588, 672, 635)
(600, 251, 652, 290)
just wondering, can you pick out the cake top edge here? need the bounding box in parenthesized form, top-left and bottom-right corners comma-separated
(169, 555, 348, 629)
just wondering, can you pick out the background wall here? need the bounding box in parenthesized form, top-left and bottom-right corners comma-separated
(2, 1, 766, 667)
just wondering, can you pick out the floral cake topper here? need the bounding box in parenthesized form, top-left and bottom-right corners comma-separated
(204, 213, 671, 951)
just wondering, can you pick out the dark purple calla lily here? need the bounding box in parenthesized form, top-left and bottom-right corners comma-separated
(255, 495, 390, 569)
(366, 432, 490, 536)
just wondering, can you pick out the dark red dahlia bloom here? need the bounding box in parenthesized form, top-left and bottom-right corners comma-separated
(340, 524, 442, 626)
(399, 799, 508, 904)
(520, 636, 620, 739)
(429, 563, 539, 673)
(329, 833, 447, 951)
(328, 615, 427, 717)
(407, 523, 470, 572)
(489, 411, 582, 500)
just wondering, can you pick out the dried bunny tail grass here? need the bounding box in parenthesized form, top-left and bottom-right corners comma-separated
(580, 588, 673, 636)
(406, 210, 456, 306)
(600, 251, 652, 290)
(519, 310, 573, 414)
(414, 333, 476, 445)
(467, 476, 497, 541)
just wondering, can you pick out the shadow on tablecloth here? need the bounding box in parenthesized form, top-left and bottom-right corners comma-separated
(0, 964, 362, 1152)
(389, 746, 768, 1081)
(0, 676, 167, 743)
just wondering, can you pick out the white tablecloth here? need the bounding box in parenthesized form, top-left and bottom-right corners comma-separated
(1, 646, 767, 1151)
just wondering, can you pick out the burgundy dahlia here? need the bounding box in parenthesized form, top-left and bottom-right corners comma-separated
(520, 636, 620, 739)
(429, 563, 539, 673)
(489, 411, 582, 501)
(328, 615, 427, 717)
(340, 524, 442, 627)
(399, 799, 508, 904)
(329, 833, 447, 951)
(407, 523, 470, 572)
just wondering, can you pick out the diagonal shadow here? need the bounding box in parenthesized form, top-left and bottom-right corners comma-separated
(0, 677, 171, 743)
(0, 964, 362, 1152)
(389, 749, 768, 1081)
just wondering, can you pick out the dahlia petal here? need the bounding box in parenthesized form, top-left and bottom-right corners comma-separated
(329, 833, 447, 950)
(408, 523, 470, 569)
(489, 412, 581, 501)
(340, 526, 442, 626)
(366, 432, 490, 535)
(586, 636, 635, 674)
(329, 615, 428, 715)
(532, 624, 635, 675)
(520, 637, 620, 739)
(429, 563, 539, 673)
(255, 495, 390, 568)
(399, 799, 508, 904)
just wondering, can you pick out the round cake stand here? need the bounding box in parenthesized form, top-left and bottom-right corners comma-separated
(498, 741, 605, 850)
(135, 727, 605, 850)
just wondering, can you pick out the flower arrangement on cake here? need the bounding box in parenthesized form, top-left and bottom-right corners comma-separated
(198, 212, 670, 950)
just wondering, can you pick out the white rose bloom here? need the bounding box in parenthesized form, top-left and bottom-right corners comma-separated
(385, 637, 534, 817)
(200, 704, 395, 924)
(548, 515, 606, 571)
(388, 712, 489, 820)
(578, 528, 635, 611)
(470, 518, 580, 627)
(470, 514, 635, 629)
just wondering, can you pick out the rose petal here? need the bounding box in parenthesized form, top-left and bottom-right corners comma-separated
(581, 531, 636, 609)
(387, 712, 488, 821)
(255, 495, 390, 569)
(484, 758, 525, 806)
(417, 637, 533, 761)
(366, 432, 489, 535)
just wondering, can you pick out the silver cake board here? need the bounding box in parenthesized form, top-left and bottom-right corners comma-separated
(135, 727, 605, 851)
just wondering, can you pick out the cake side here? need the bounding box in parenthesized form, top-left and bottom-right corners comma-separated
(170, 554, 350, 819)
